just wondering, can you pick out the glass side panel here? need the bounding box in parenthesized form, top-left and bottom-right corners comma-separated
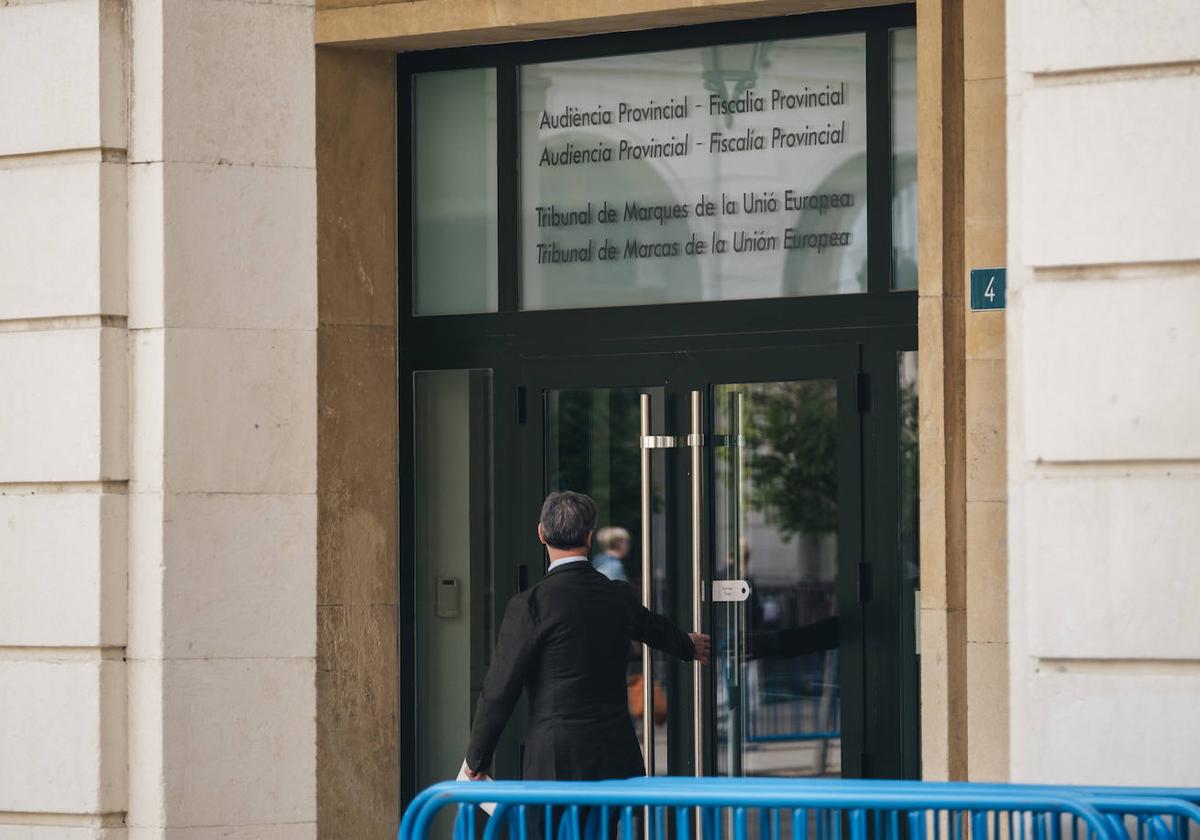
(891, 28, 918, 290)
(545, 387, 669, 774)
(898, 351, 919, 580)
(521, 33, 868, 310)
(413, 68, 499, 315)
(414, 369, 493, 839)
(713, 380, 842, 777)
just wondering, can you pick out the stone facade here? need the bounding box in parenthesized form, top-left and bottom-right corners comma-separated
(1, 0, 317, 837)
(2, 0, 1198, 837)
(1, 1, 131, 835)
(1006, 0, 1200, 785)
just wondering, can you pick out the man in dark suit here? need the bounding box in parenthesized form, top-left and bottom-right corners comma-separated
(464, 490, 710, 782)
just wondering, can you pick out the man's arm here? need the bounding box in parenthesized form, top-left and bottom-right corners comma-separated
(465, 593, 537, 774)
(628, 587, 703, 662)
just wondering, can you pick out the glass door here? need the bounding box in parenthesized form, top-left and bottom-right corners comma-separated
(517, 353, 684, 777)
(682, 345, 864, 779)
(709, 378, 850, 778)
(518, 343, 868, 780)
(545, 384, 672, 775)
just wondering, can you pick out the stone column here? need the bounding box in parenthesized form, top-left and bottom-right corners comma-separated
(963, 0, 1010, 782)
(0, 0, 130, 835)
(916, 0, 969, 781)
(126, 0, 318, 836)
(1007, 0, 1200, 784)
(315, 49, 400, 839)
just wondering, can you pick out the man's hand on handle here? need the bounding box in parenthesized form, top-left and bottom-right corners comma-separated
(689, 632, 712, 665)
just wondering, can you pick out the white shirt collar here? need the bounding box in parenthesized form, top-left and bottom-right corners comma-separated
(547, 555, 589, 573)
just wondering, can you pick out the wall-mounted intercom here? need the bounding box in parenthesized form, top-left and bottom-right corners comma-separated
(436, 577, 460, 618)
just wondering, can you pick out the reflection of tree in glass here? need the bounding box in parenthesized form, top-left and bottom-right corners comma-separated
(744, 382, 838, 538)
(549, 390, 661, 563)
(898, 371, 919, 571)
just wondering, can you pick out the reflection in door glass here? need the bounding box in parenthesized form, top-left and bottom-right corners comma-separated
(545, 388, 669, 774)
(891, 28, 918, 290)
(713, 380, 841, 777)
(898, 351, 919, 580)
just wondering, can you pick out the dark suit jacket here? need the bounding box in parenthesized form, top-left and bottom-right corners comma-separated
(466, 561, 695, 781)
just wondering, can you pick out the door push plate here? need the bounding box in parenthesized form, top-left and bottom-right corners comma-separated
(711, 579, 752, 602)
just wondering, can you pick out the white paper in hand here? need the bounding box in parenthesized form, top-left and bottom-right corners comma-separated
(457, 760, 497, 815)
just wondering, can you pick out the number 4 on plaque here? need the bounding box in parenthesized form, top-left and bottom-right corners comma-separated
(969, 267, 1007, 311)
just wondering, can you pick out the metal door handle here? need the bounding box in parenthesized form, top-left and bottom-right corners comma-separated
(639, 391, 707, 780)
(689, 390, 704, 777)
(638, 394, 655, 775)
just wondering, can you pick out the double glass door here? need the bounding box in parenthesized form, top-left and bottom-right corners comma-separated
(513, 342, 906, 780)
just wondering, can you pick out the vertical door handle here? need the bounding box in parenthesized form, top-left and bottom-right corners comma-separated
(638, 393, 655, 776)
(732, 391, 746, 779)
(690, 390, 704, 777)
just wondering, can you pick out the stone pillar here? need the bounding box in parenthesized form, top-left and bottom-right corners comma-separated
(919, 0, 1014, 782)
(1007, 0, 1200, 784)
(963, 0, 1010, 782)
(122, 0, 320, 836)
(315, 48, 400, 839)
(916, 0, 968, 781)
(0, 0, 130, 835)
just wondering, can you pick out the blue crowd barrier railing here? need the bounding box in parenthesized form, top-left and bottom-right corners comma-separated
(397, 778, 1170, 840)
(631, 778, 1200, 840)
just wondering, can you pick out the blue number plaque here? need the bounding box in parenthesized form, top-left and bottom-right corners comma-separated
(970, 268, 1006, 311)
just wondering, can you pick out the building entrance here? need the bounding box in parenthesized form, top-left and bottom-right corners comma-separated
(399, 4, 919, 808)
(508, 340, 916, 784)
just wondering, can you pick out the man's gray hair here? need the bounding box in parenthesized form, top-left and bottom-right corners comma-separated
(539, 491, 598, 550)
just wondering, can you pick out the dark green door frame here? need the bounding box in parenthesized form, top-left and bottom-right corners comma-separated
(504, 333, 916, 779)
(395, 2, 919, 808)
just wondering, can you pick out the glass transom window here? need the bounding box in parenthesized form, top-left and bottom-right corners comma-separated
(408, 24, 916, 315)
(520, 34, 867, 310)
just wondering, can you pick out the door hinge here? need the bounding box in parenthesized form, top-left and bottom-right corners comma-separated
(857, 561, 872, 603)
(516, 386, 527, 425)
(856, 372, 871, 413)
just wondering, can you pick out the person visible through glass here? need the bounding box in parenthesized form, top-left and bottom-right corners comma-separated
(591, 526, 631, 581)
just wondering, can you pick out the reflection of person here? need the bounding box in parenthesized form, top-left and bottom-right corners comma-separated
(749, 616, 840, 659)
(591, 526, 630, 581)
(464, 491, 710, 782)
(737, 537, 840, 659)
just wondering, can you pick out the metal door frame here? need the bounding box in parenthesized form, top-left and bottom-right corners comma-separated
(505, 334, 916, 784)
(395, 1, 920, 807)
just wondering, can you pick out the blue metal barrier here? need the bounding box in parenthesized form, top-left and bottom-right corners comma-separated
(632, 779, 1200, 840)
(397, 778, 1163, 840)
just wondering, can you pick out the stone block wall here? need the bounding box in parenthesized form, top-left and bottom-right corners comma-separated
(1, 1, 130, 834)
(917, 0, 1011, 782)
(1007, 0, 1200, 784)
(1, 0, 319, 836)
(315, 47, 400, 840)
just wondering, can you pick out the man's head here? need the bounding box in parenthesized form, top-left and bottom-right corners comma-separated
(538, 491, 598, 552)
(595, 526, 631, 558)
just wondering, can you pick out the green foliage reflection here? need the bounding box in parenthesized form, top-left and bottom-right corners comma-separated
(742, 381, 839, 539)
